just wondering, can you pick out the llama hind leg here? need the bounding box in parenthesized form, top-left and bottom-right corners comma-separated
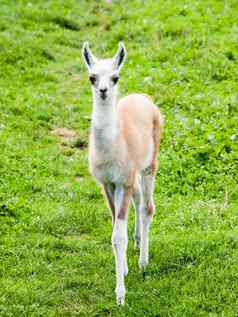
(132, 176, 143, 250)
(139, 167, 156, 269)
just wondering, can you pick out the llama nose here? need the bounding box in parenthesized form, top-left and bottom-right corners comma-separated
(100, 88, 107, 94)
(99, 88, 108, 99)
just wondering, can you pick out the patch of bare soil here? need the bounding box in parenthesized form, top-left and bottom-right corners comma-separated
(52, 127, 76, 140)
(52, 127, 88, 150)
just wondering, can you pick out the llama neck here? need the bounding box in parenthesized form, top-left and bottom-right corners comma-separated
(91, 91, 118, 138)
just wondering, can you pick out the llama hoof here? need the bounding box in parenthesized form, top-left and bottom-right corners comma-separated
(116, 286, 125, 305)
(117, 295, 125, 306)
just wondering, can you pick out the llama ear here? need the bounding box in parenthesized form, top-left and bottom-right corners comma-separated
(113, 42, 126, 70)
(82, 42, 97, 69)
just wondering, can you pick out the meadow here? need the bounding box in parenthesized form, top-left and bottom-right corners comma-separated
(0, 0, 238, 316)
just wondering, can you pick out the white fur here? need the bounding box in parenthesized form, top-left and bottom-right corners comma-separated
(90, 93, 131, 185)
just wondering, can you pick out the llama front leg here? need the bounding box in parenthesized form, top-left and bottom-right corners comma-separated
(111, 185, 132, 305)
(139, 169, 156, 269)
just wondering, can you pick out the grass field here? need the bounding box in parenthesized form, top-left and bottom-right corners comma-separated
(0, 0, 238, 316)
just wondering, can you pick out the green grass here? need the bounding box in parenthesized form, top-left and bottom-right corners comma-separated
(0, 0, 238, 316)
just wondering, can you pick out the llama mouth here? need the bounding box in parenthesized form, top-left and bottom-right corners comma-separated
(100, 93, 107, 100)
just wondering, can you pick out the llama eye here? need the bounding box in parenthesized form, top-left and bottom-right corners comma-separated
(89, 75, 97, 85)
(112, 75, 119, 85)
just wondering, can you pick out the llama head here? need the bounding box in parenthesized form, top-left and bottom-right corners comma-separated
(82, 42, 126, 102)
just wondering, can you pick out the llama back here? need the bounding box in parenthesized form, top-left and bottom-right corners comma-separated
(117, 93, 163, 171)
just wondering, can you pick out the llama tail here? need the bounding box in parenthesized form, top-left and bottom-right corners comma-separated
(151, 107, 164, 174)
(154, 107, 164, 149)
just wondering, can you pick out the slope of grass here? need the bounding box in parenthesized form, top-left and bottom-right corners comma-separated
(0, 0, 238, 316)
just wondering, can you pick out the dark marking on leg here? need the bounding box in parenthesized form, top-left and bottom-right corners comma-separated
(103, 183, 115, 225)
(147, 199, 155, 216)
(117, 186, 133, 220)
